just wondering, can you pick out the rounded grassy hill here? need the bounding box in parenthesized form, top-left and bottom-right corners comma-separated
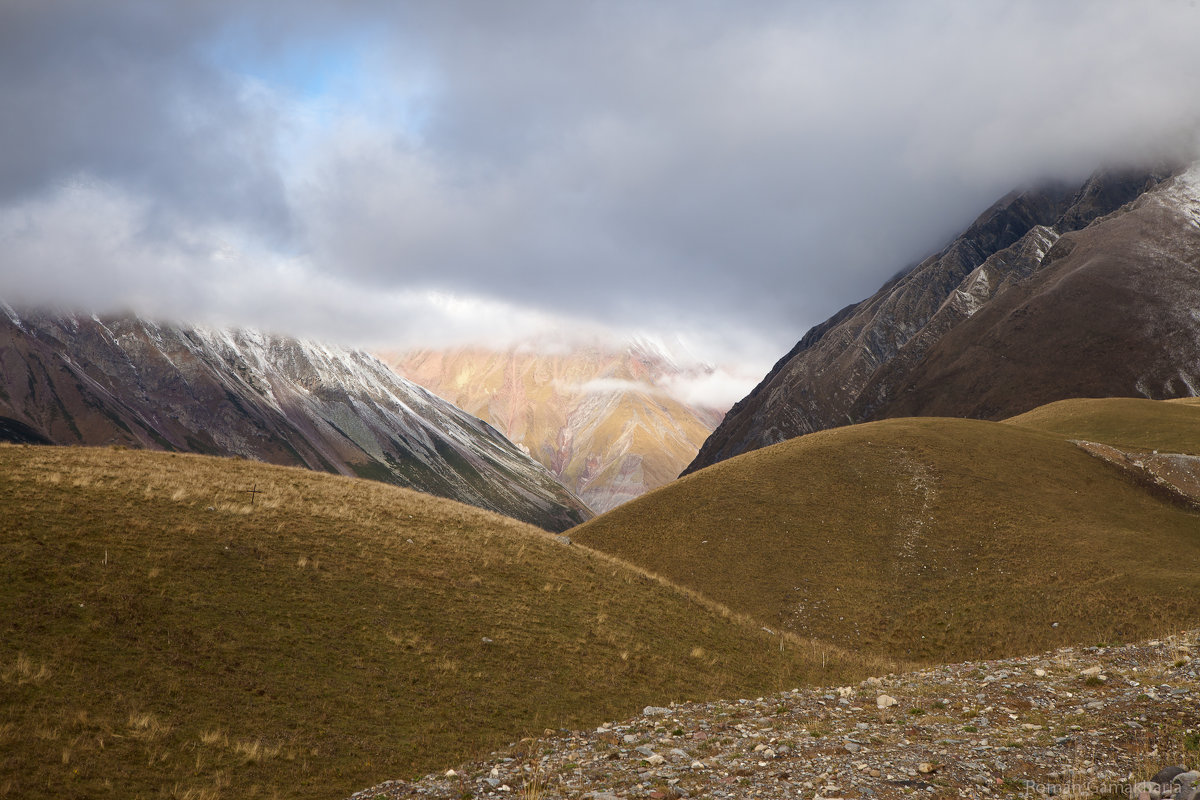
(574, 404, 1200, 664)
(0, 444, 886, 800)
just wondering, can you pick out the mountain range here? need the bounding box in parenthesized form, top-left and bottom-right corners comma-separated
(382, 342, 723, 512)
(0, 307, 589, 531)
(687, 161, 1199, 473)
(5, 157, 1200, 800)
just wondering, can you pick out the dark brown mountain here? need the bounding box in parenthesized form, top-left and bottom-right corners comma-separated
(0, 308, 590, 531)
(685, 162, 1191, 474)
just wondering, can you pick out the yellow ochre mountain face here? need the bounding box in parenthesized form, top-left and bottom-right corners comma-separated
(379, 342, 726, 512)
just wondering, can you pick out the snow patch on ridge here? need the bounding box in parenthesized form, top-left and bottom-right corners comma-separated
(1, 301, 21, 329)
(1151, 160, 1200, 229)
(952, 267, 991, 317)
(6, 307, 585, 526)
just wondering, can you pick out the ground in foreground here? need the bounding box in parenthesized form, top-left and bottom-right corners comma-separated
(351, 632, 1200, 800)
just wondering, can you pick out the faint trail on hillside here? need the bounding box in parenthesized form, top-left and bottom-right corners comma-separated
(893, 452, 938, 562)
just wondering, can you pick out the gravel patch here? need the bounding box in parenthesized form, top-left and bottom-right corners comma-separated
(350, 633, 1200, 800)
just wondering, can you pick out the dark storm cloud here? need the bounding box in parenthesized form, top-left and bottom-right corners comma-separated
(296, 0, 1200, 333)
(3, 0, 1200, 364)
(0, 1, 296, 240)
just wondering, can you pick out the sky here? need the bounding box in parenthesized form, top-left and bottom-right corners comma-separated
(2, 0, 1200, 405)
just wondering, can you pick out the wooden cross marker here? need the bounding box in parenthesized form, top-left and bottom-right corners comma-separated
(241, 483, 263, 506)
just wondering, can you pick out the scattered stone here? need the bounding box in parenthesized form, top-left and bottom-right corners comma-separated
(347, 634, 1200, 800)
(1176, 770, 1200, 799)
(1130, 781, 1162, 800)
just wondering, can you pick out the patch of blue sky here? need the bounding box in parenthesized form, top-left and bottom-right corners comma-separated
(203, 22, 435, 142)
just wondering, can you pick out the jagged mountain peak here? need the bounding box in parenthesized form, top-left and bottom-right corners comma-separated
(686, 159, 1194, 474)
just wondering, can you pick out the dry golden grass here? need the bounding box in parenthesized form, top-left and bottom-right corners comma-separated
(1006, 396, 1200, 455)
(0, 443, 892, 800)
(2, 653, 52, 686)
(574, 407, 1200, 664)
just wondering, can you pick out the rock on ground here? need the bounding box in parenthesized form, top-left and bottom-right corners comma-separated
(349, 633, 1200, 800)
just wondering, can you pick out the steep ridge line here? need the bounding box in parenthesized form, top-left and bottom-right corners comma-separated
(0, 307, 589, 530)
(686, 163, 1184, 474)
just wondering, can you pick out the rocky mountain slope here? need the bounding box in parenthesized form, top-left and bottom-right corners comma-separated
(0, 307, 589, 530)
(352, 632, 1200, 800)
(381, 342, 723, 512)
(687, 162, 1193, 473)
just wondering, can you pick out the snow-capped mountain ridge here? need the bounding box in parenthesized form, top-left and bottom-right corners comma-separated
(0, 309, 590, 531)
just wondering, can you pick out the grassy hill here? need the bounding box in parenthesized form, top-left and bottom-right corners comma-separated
(0, 444, 890, 800)
(1005, 396, 1200, 454)
(573, 406, 1200, 665)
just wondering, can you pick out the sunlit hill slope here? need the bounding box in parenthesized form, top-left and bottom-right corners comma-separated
(575, 398, 1200, 664)
(0, 444, 888, 800)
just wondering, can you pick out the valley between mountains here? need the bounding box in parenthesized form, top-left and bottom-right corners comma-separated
(3, 160, 1200, 800)
(380, 343, 724, 513)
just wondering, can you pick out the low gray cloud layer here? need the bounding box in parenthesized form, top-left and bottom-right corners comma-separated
(2, 0, 1200, 375)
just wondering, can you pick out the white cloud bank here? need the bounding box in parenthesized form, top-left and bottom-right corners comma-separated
(3, 0, 1200, 376)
